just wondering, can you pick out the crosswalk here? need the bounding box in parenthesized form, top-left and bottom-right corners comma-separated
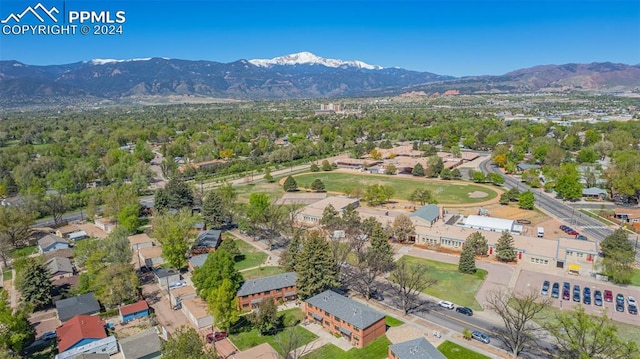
(582, 225, 608, 229)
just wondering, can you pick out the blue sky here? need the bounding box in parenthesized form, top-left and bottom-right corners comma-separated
(1, 0, 639, 76)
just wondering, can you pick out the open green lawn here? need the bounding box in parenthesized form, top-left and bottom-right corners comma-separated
(385, 316, 404, 327)
(234, 181, 285, 203)
(229, 308, 316, 356)
(437, 340, 490, 359)
(294, 172, 499, 204)
(578, 209, 617, 225)
(233, 239, 268, 271)
(301, 335, 391, 359)
(400, 256, 487, 310)
(242, 266, 287, 280)
(632, 269, 640, 287)
(11, 245, 38, 258)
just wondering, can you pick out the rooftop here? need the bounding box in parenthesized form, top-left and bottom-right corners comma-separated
(118, 328, 161, 359)
(139, 246, 163, 258)
(306, 290, 384, 330)
(389, 337, 447, 359)
(237, 272, 297, 297)
(410, 205, 440, 223)
(194, 230, 222, 249)
(55, 293, 100, 322)
(188, 253, 209, 268)
(56, 314, 106, 353)
(463, 215, 514, 232)
(45, 256, 73, 275)
(128, 233, 154, 246)
(38, 234, 68, 248)
(181, 297, 210, 319)
(119, 300, 149, 316)
(155, 268, 179, 278)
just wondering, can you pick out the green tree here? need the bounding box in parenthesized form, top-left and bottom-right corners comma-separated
(472, 171, 487, 183)
(216, 182, 238, 224)
(162, 326, 217, 359)
(576, 148, 598, 163)
(411, 163, 425, 176)
(102, 227, 134, 264)
(202, 191, 225, 229)
(408, 188, 438, 206)
(439, 167, 452, 180)
(466, 232, 488, 256)
(426, 156, 444, 178)
(117, 204, 141, 234)
(73, 238, 100, 268)
(94, 263, 140, 309)
(192, 250, 242, 296)
(451, 168, 462, 179)
(296, 231, 339, 299)
(555, 163, 584, 200)
(321, 160, 332, 171)
(280, 234, 302, 272)
(207, 279, 239, 332)
(546, 306, 639, 359)
(391, 214, 415, 243)
(283, 175, 298, 192)
(350, 222, 395, 299)
(385, 164, 397, 175)
(389, 259, 436, 314)
(17, 259, 52, 309)
(488, 172, 505, 186)
(495, 231, 517, 262)
(600, 228, 635, 284)
(0, 289, 34, 353)
(218, 239, 241, 260)
(363, 184, 394, 206)
(499, 192, 510, 205)
(310, 163, 320, 172)
(458, 243, 477, 274)
(151, 209, 196, 269)
(247, 192, 271, 226)
(154, 178, 194, 213)
(310, 178, 325, 192)
(518, 190, 535, 210)
(0, 206, 35, 266)
(250, 298, 279, 335)
(264, 167, 274, 183)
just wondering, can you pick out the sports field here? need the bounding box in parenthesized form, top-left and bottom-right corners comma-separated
(294, 172, 499, 204)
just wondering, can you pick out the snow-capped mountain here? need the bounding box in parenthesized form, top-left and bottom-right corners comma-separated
(87, 58, 169, 65)
(249, 51, 384, 70)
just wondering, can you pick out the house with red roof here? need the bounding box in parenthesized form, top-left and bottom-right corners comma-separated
(119, 300, 150, 324)
(56, 315, 107, 353)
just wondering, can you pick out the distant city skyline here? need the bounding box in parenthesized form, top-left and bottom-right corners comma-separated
(1, 0, 638, 77)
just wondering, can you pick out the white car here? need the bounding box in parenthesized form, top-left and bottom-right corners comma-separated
(169, 280, 186, 289)
(629, 296, 637, 306)
(438, 300, 454, 309)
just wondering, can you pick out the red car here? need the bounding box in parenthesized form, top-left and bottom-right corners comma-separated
(206, 332, 228, 343)
(604, 290, 613, 302)
(567, 230, 579, 236)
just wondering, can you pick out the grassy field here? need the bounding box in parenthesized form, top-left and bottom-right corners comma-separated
(242, 266, 287, 280)
(301, 335, 391, 359)
(400, 256, 487, 310)
(229, 308, 316, 356)
(632, 269, 640, 287)
(3, 269, 12, 281)
(385, 315, 404, 327)
(234, 181, 285, 203)
(437, 340, 491, 359)
(294, 172, 499, 204)
(234, 239, 268, 271)
(11, 245, 38, 258)
(578, 209, 617, 225)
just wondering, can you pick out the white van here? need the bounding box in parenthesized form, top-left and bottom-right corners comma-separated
(537, 227, 544, 238)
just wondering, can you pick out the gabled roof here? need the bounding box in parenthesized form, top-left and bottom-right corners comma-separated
(55, 293, 101, 322)
(188, 253, 209, 268)
(582, 187, 607, 196)
(464, 215, 514, 232)
(118, 328, 161, 359)
(237, 272, 297, 296)
(155, 268, 179, 279)
(38, 234, 68, 250)
(68, 231, 88, 240)
(194, 230, 222, 249)
(119, 300, 149, 316)
(389, 337, 447, 359)
(305, 290, 384, 330)
(410, 205, 440, 223)
(56, 315, 106, 353)
(45, 257, 73, 275)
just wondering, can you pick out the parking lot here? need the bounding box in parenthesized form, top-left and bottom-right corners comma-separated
(515, 269, 640, 325)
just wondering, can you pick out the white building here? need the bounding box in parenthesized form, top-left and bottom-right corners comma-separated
(463, 215, 523, 234)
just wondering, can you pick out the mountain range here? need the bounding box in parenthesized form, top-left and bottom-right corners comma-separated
(1, 52, 639, 107)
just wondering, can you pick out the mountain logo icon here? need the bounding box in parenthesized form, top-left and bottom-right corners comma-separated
(1, 3, 59, 24)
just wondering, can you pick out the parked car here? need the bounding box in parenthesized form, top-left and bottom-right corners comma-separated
(471, 331, 490, 344)
(616, 294, 625, 312)
(562, 282, 571, 300)
(573, 285, 581, 302)
(604, 290, 613, 302)
(628, 296, 637, 307)
(516, 219, 532, 224)
(576, 234, 588, 241)
(455, 307, 473, 316)
(594, 290, 603, 306)
(438, 300, 454, 309)
(541, 281, 550, 296)
(583, 287, 591, 305)
(567, 230, 579, 236)
(551, 282, 560, 298)
(560, 225, 568, 231)
(370, 290, 384, 302)
(41, 331, 57, 340)
(629, 304, 638, 315)
(206, 332, 228, 343)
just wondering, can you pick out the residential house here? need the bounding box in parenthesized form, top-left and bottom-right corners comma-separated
(191, 230, 222, 255)
(181, 297, 213, 329)
(55, 315, 108, 354)
(516, 163, 541, 172)
(55, 224, 81, 239)
(138, 246, 164, 268)
(93, 217, 117, 234)
(128, 233, 155, 251)
(169, 286, 196, 308)
(582, 187, 607, 200)
(45, 257, 74, 278)
(119, 300, 150, 323)
(56, 293, 101, 322)
(614, 208, 640, 225)
(305, 290, 386, 348)
(38, 234, 70, 254)
(55, 336, 118, 359)
(187, 253, 210, 270)
(118, 328, 162, 359)
(388, 337, 447, 359)
(154, 268, 181, 288)
(236, 272, 297, 310)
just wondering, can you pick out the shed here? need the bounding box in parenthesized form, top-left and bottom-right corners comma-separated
(169, 285, 196, 307)
(154, 268, 180, 288)
(181, 297, 213, 329)
(38, 234, 70, 254)
(118, 328, 162, 359)
(68, 231, 89, 241)
(463, 215, 518, 234)
(410, 205, 441, 226)
(119, 300, 150, 323)
(139, 246, 164, 268)
(128, 233, 154, 251)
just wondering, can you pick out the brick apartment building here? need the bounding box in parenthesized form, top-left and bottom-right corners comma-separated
(305, 290, 386, 348)
(236, 272, 297, 310)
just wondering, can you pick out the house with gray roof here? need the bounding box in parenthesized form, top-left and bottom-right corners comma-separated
(582, 187, 607, 199)
(118, 328, 162, 359)
(55, 293, 101, 322)
(38, 234, 70, 254)
(45, 257, 74, 278)
(305, 290, 386, 348)
(388, 337, 446, 359)
(410, 205, 441, 227)
(237, 272, 297, 310)
(187, 253, 209, 270)
(191, 230, 222, 255)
